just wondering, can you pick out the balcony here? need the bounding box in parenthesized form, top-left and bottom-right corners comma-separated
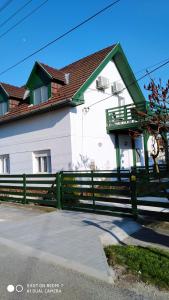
(106, 102, 147, 132)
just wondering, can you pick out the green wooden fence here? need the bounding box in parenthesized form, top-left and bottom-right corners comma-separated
(61, 170, 133, 217)
(0, 173, 58, 207)
(131, 167, 169, 220)
(0, 169, 168, 221)
(60, 169, 169, 220)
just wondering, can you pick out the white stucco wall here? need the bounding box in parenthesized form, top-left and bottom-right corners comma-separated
(0, 108, 72, 174)
(70, 60, 139, 170)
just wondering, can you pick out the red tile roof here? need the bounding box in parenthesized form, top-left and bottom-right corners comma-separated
(0, 82, 25, 99)
(0, 44, 116, 124)
(39, 62, 65, 83)
(56, 44, 115, 101)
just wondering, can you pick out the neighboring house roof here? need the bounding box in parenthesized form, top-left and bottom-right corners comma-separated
(38, 62, 65, 83)
(0, 43, 145, 125)
(0, 82, 26, 99)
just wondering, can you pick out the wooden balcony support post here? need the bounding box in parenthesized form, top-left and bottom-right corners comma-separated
(115, 133, 121, 170)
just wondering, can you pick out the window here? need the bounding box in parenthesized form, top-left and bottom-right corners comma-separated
(33, 150, 51, 173)
(0, 101, 7, 115)
(33, 86, 48, 105)
(0, 155, 10, 174)
(118, 96, 125, 107)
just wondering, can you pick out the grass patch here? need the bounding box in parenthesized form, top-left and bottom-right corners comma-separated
(104, 245, 169, 290)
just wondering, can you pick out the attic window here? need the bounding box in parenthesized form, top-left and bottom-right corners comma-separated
(33, 86, 48, 105)
(0, 101, 7, 116)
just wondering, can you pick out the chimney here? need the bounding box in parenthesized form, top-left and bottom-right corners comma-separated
(64, 73, 70, 84)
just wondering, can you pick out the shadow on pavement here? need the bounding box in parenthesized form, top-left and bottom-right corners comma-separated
(130, 227, 169, 249)
(83, 220, 126, 245)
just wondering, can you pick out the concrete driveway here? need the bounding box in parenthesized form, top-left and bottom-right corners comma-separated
(0, 203, 144, 299)
(0, 204, 140, 281)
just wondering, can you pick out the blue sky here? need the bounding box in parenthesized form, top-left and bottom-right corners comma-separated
(0, 0, 168, 97)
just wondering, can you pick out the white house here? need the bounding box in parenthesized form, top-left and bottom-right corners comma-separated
(0, 43, 159, 174)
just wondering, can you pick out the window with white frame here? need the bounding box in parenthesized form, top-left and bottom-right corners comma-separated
(0, 101, 7, 115)
(0, 155, 10, 174)
(33, 86, 48, 105)
(33, 150, 51, 173)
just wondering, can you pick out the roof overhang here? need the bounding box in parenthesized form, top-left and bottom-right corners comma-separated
(0, 98, 72, 126)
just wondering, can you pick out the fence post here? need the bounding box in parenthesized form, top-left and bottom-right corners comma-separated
(23, 174, 26, 204)
(130, 170, 138, 219)
(56, 172, 62, 209)
(117, 167, 121, 182)
(91, 170, 95, 211)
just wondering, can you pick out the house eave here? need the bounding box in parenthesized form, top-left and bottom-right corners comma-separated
(0, 98, 72, 126)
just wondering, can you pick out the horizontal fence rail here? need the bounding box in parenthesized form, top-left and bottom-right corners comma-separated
(0, 174, 58, 207)
(0, 167, 168, 221)
(61, 171, 132, 217)
(61, 168, 169, 220)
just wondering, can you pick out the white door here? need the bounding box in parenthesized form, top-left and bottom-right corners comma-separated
(119, 135, 133, 169)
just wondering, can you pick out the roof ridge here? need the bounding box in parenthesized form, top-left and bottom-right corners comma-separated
(39, 62, 64, 73)
(0, 82, 25, 89)
(60, 44, 116, 71)
(37, 44, 115, 73)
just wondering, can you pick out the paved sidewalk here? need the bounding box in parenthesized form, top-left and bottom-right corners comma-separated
(0, 207, 141, 282)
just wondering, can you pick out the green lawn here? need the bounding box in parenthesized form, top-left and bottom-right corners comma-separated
(104, 245, 169, 290)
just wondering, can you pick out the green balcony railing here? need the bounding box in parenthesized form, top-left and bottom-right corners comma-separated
(106, 102, 147, 131)
(106, 101, 169, 131)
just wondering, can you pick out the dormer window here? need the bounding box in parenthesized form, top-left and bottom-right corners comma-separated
(0, 101, 7, 116)
(33, 86, 48, 105)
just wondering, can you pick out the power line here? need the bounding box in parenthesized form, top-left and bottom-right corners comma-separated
(107, 56, 169, 86)
(0, 0, 121, 76)
(0, 0, 13, 14)
(137, 59, 169, 81)
(85, 58, 169, 108)
(0, 0, 49, 39)
(135, 57, 169, 75)
(0, 0, 33, 29)
(114, 57, 169, 84)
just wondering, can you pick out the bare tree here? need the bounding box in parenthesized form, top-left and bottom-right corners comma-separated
(129, 79, 169, 172)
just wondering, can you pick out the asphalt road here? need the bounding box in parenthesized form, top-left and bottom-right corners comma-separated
(0, 243, 147, 300)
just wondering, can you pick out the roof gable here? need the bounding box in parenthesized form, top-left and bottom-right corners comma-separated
(26, 62, 51, 89)
(53, 44, 116, 104)
(26, 62, 65, 89)
(71, 43, 145, 105)
(0, 82, 25, 99)
(0, 84, 8, 102)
